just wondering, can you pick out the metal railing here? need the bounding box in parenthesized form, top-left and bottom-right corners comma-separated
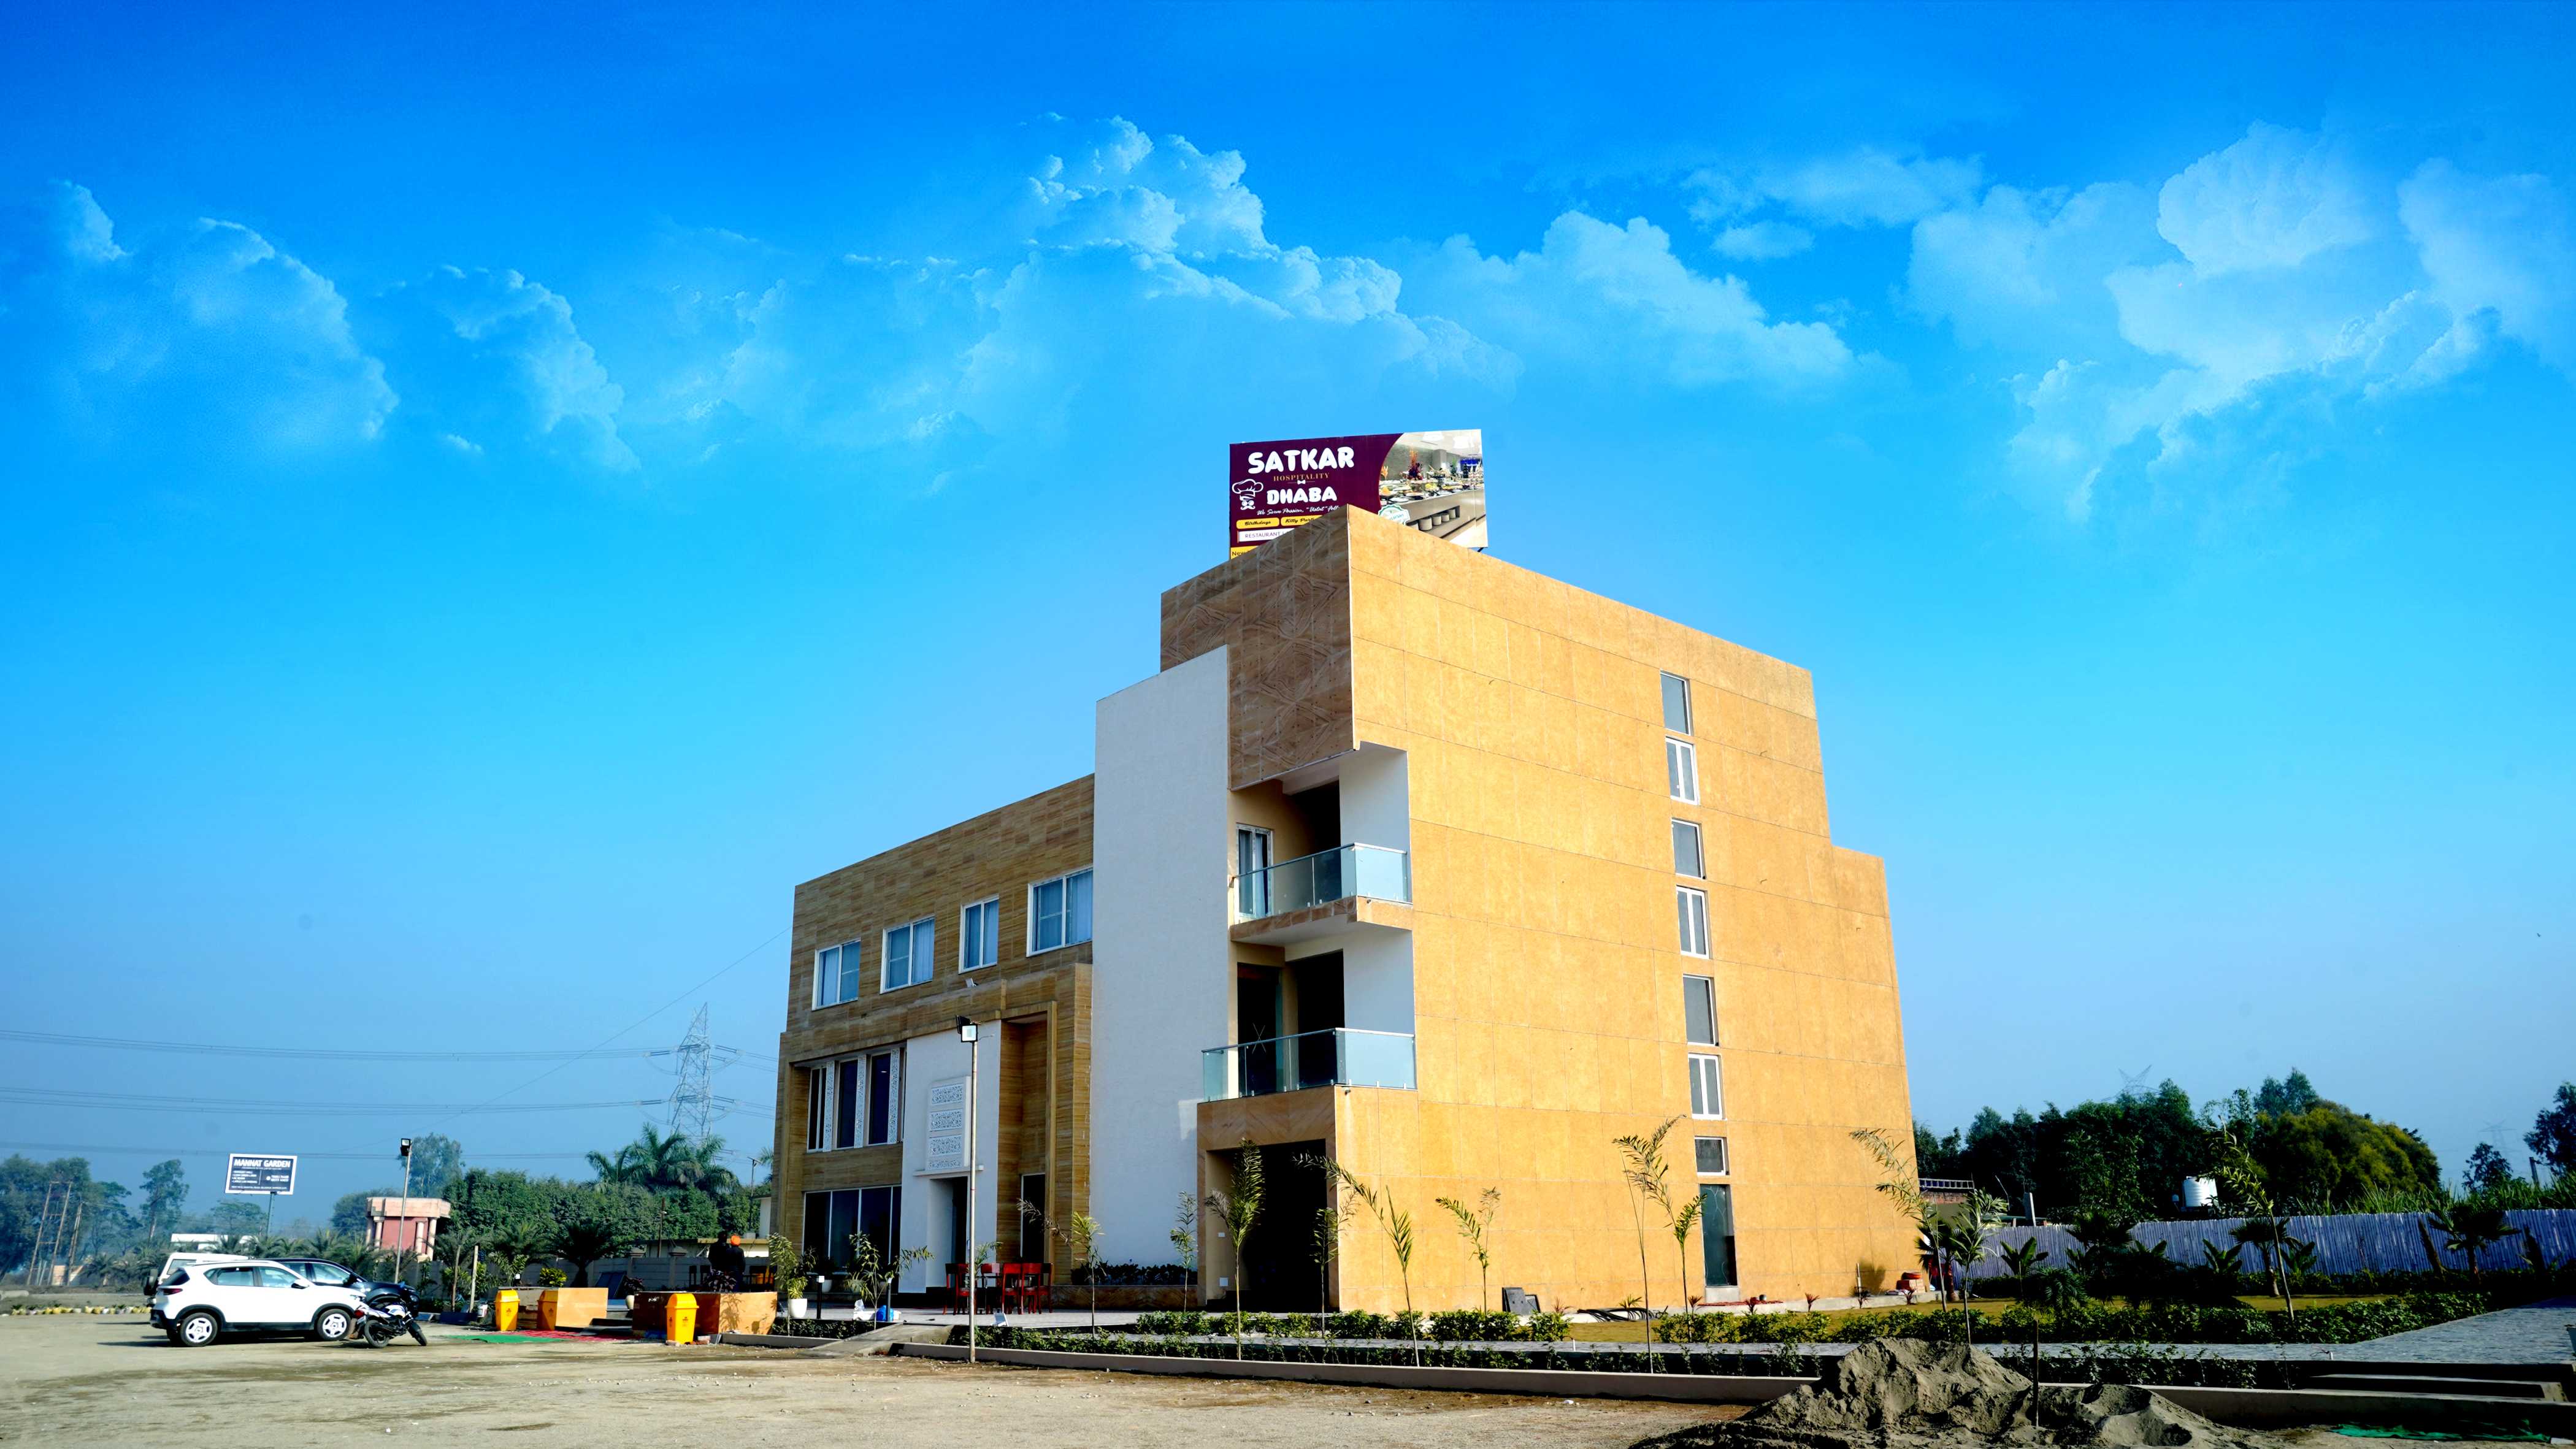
(1201, 1027, 1417, 1100)
(1232, 843, 1410, 920)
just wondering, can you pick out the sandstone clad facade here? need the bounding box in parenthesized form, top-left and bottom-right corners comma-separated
(774, 507, 1917, 1310)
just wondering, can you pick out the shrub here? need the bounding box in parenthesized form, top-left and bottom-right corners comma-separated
(1135, 1309, 1211, 1336)
(1428, 1309, 1519, 1342)
(1527, 1310, 1571, 1342)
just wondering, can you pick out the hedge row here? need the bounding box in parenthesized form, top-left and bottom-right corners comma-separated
(945, 1328, 2309, 1388)
(1650, 1292, 2495, 1346)
(1135, 1309, 1571, 1342)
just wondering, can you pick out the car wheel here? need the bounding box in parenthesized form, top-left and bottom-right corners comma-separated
(315, 1307, 353, 1342)
(174, 1310, 220, 1347)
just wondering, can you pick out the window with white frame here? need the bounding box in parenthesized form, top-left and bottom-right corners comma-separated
(1695, 1135, 1730, 1176)
(810, 1048, 902, 1150)
(865, 1049, 900, 1146)
(1683, 974, 1718, 1046)
(1689, 1053, 1725, 1118)
(805, 1066, 828, 1150)
(813, 940, 863, 1008)
(1029, 868, 1094, 952)
(1662, 672, 1693, 734)
(959, 897, 1001, 971)
(1672, 819, 1705, 879)
(1677, 886, 1710, 957)
(1668, 737, 1698, 803)
(882, 917, 934, 992)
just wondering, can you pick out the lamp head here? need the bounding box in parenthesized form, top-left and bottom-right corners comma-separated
(956, 1017, 978, 1043)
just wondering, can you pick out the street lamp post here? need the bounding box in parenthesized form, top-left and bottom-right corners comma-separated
(395, 1139, 413, 1288)
(958, 1017, 979, 1365)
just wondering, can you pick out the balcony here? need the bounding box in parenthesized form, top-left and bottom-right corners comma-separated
(1200, 1027, 1417, 1101)
(1230, 844, 1411, 945)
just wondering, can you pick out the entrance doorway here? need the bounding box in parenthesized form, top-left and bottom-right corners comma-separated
(1224, 1139, 1327, 1312)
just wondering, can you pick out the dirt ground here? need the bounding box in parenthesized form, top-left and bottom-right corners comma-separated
(0, 1317, 1738, 1448)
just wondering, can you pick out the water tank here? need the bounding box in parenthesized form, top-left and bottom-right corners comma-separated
(2181, 1176, 2218, 1209)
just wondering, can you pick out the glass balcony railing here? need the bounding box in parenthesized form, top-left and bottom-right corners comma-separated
(1232, 843, 1410, 920)
(1201, 1027, 1417, 1101)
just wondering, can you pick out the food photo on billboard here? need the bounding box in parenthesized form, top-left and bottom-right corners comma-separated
(1229, 428, 1485, 556)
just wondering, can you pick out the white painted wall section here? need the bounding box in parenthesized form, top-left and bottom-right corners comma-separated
(894, 1026, 1002, 1293)
(1090, 647, 1233, 1266)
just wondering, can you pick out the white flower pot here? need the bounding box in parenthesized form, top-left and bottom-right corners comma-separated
(788, 1298, 809, 1319)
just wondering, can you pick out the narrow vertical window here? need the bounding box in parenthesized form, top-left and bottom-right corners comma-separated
(806, 1066, 827, 1150)
(866, 1050, 898, 1147)
(1667, 738, 1698, 803)
(1662, 672, 1693, 734)
(1701, 1183, 1737, 1289)
(1682, 974, 1717, 1046)
(1689, 1053, 1725, 1118)
(1676, 887, 1710, 958)
(833, 1058, 861, 1149)
(1671, 819, 1704, 879)
(960, 898, 1000, 971)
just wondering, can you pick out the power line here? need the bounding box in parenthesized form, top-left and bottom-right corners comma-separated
(0, 1087, 732, 1117)
(0, 1140, 612, 1162)
(0, 1028, 751, 1063)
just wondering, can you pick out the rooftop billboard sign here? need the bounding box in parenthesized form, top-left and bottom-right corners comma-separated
(1230, 429, 1485, 557)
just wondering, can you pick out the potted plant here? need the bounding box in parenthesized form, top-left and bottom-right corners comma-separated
(848, 1233, 930, 1324)
(772, 1235, 808, 1320)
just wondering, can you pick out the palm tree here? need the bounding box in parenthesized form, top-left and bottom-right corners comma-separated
(1434, 1189, 1502, 1312)
(1614, 1117, 1701, 1325)
(2426, 1202, 2511, 1283)
(1202, 1142, 1265, 1358)
(551, 1218, 627, 1288)
(2229, 1215, 2297, 1320)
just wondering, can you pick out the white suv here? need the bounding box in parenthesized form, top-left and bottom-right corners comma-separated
(153, 1258, 367, 1347)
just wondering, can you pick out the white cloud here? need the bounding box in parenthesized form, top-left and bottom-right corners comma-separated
(4, 182, 396, 451)
(388, 266, 638, 472)
(2156, 123, 2374, 276)
(1691, 147, 1982, 231)
(1903, 125, 2576, 520)
(2399, 160, 2575, 371)
(1711, 220, 1814, 261)
(1409, 213, 1851, 387)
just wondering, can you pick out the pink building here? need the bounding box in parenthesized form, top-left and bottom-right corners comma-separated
(366, 1197, 450, 1257)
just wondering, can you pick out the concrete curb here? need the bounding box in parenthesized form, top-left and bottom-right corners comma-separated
(891, 1343, 2576, 1431)
(891, 1342, 1811, 1402)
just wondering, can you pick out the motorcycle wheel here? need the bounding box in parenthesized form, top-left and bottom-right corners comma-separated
(362, 1319, 393, 1348)
(408, 1321, 428, 1346)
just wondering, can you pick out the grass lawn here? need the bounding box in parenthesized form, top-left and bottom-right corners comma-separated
(1560, 1294, 2396, 1343)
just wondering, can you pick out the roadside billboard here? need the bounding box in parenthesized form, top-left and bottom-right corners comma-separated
(223, 1153, 297, 1195)
(1230, 429, 1485, 557)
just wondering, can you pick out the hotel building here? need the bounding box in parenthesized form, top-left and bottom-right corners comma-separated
(772, 505, 1917, 1310)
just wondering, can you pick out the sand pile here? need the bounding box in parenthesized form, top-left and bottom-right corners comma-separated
(1641, 1340, 2283, 1449)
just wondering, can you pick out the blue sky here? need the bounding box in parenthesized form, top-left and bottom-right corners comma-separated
(3, 1, 2571, 1219)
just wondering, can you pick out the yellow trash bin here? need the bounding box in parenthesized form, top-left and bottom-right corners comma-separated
(665, 1293, 696, 1344)
(493, 1290, 519, 1332)
(538, 1290, 564, 1331)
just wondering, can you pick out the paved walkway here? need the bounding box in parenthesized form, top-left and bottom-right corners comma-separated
(2352, 1296, 2576, 1364)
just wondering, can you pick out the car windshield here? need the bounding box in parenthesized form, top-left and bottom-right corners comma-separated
(299, 1262, 355, 1285)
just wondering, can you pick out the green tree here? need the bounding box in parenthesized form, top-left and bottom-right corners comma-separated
(2251, 1101, 2440, 1210)
(2425, 1201, 2512, 1282)
(404, 1134, 466, 1198)
(2464, 1142, 2517, 1195)
(551, 1184, 651, 1287)
(2528, 1084, 2576, 1177)
(1616, 1116, 1701, 1320)
(140, 1160, 188, 1247)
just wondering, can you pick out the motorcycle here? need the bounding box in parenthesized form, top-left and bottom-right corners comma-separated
(352, 1294, 429, 1347)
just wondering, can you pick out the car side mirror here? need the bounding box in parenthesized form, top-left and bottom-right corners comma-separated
(291, 1282, 307, 1289)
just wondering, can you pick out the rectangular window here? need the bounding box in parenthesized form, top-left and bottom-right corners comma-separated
(1700, 1183, 1738, 1289)
(805, 1066, 828, 1151)
(802, 1191, 832, 1271)
(865, 1050, 899, 1147)
(814, 941, 864, 1008)
(1682, 974, 1717, 1046)
(1689, 1053, 1725, 1118)
(1676, 886, 1710, 957)
(826, 1188, 859, 1274)
(1672, 819, 1704, 879)
(1695, 1136, 1730, 1176)
(1662, 672, 1693, 734)
(1029, 868, 1094, 952)
(882, 917, 934, 991)
(834, 1058, 861, 1149)
(857, 1185, 900, 1272)
(1667, 738, 1698, 803)
(959, 898, 1000, 971)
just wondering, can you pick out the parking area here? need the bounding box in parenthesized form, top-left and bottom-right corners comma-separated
(0, 1315, 1735, 1448)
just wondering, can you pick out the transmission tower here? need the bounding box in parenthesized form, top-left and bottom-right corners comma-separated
(667, 1006, 716, 1144)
